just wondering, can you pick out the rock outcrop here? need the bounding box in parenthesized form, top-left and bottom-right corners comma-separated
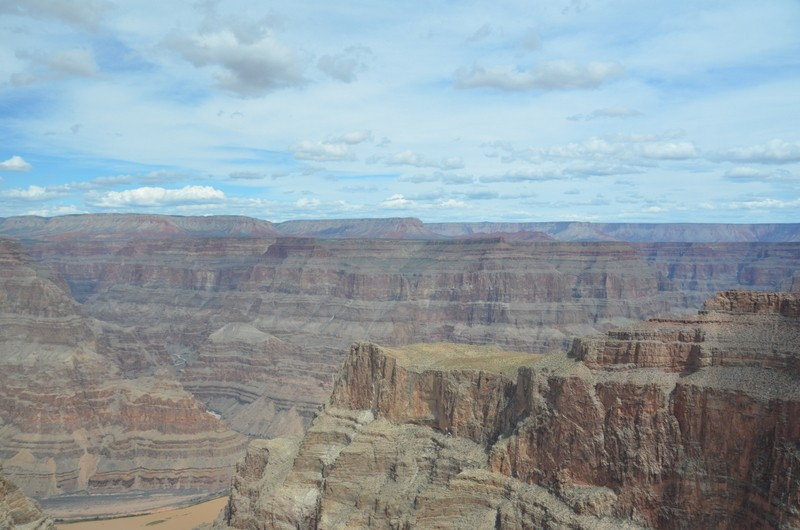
(0, 238, 247, 502)
(0, 466, 54, 530)
(220, 291, 800, 529)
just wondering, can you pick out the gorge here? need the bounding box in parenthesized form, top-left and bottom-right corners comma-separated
(0, 214, 797, 525)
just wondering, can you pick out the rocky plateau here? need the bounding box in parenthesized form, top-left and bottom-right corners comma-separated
(219, 290, 800, 529)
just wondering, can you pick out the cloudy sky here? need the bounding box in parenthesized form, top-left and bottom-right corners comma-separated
(1, 0, 799, 222)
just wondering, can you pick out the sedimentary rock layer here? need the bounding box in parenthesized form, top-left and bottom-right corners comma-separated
(15, 231, 799, 443)
(0, 238, 248, 499)
(0, 466, 54, 530)
(220, 291, 800, 529)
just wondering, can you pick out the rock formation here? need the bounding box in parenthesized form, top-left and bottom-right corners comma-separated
(0, 466, 54, 530)
(219, 291, 800, 529)
(0, 238, 247, 502)
(7, 220, 797, 445)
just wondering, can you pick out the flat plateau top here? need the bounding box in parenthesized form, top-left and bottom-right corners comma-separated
(382, 343, 542, 377)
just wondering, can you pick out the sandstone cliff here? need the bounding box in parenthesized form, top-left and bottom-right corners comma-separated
(0, 239, 247, 505)
(220, 291, 800, 529)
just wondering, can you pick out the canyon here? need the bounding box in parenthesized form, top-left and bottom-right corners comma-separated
(0, 214, 797, 523)
(218, 290, 800, 529)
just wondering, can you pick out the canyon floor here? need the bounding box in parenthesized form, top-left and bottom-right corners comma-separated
(56, 495, 227, 530)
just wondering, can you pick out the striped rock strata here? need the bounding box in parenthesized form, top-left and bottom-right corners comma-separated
(219, 291, 799, 529)
(0, 238, 247, 501)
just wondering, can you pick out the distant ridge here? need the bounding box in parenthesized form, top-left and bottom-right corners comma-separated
(0, 214, 278, 241)
(1, 214, 799, 242)
(275, 217, 441, 240)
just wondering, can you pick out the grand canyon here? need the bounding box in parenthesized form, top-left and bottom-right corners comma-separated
(0, 214, 798, 528)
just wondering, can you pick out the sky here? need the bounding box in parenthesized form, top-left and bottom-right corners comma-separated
(1, 0, 799, 223)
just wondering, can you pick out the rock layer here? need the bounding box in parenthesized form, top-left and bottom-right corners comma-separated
(221, 291, 800, 529)
(0, 238, 247, 500)
(14, 230, 800, 445)
(0, 466, 54, 530)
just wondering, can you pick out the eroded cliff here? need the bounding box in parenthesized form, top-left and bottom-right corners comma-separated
(0, 465, 54, 530)
(220, 291, 800, 529)
(0, 239, 247, 504)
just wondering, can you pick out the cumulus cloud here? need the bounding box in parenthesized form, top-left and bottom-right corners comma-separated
(640, 142, 697, 160)
(381, 194, 412, 208)
(568, 107, 641, 121)
(0, 155, 32, 172)
(317, 46, 373, 82)
(387, 150, 464, 170)
(291, 140, 353, 162)
(720, 139, 800, 164)
(454, 60, 624, 91)
(295, 197, 320, 208)
(12, 48, 99, 86)
(331, 131, 373, 145)
(168, 19, 307, 97)
(25, 204, 83, 217)
(0, 0, 110, 30)
(481, 167, 561, 183)
(71, 175, 135, 190)
(89, 185, 225, 208)
(729, 197, 800, 209)
(1, 185, 70, 200)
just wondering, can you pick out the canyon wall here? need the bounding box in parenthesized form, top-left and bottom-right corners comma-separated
(0, 238, 247, 501)
(0, 466, 54, 530)
(220, 291, 800, 529)
(14, 230, 800, 444)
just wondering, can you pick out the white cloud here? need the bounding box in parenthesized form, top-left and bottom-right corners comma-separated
(295, 197, 320, 208)
(721, 140, 800, 164)
(454, 61, 624, 91)
(721, 167, 796, 182)
(25, 204, 83, 217)
(387, 150, 464, 170)
(317, 45, 373, 82)
(568, 107, 642, 121)
(89, 185, 225, 208)
(642, 206, 667, 213)
(729, 197, 800, 210)
(437, 198, 467, 208)
(169, 22, 306, 97)
(44, 48, 98, 76)
(0, 0, 110, 30)
(381, 194, 412, 208)
(12, 48, 99, 85)
(331, 131, 373, 145)
(482, 167, 561, 183)
(0, 155, 32, 172)
(291, 140, 353, 162)
(1, 184, 70, 200)
(640, 142, 697, 160)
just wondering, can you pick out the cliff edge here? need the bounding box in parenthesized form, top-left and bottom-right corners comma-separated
(219, 290, 800, 529)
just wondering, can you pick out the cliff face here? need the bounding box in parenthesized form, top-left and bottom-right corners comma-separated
(0, 239, 247, 501)
(0, 466, 54, 530)
(221, 291, 800, 529)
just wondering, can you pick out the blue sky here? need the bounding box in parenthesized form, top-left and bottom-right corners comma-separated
(1, 0, 799, 222)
